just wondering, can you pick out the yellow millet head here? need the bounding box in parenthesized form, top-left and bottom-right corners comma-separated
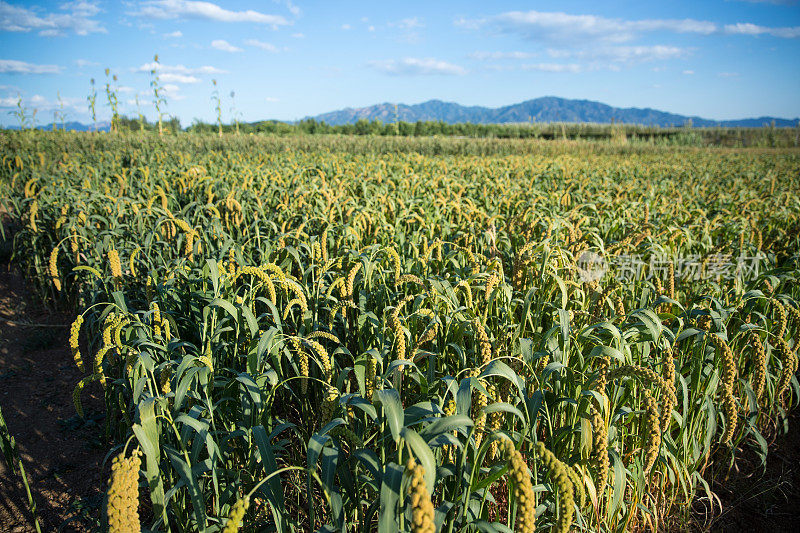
(397, 274, 424, 286)
(415, 318, 438, 349)
(472, 380, 489, 449)
(29, 200, 38, 232)
(107, 449, 142, 533)
(311, 241, 321, 263)
(590, 406, 609, 501)
(70, 227, 79, 254)
(661, 350, 677, 432)
(386, 247, 401, 284)
(405, 458, 436, 533)
(501, 438, 536, 533)
(281, 279, 309, 315)
(535, 442, 574, 533)
(485, 273, 499, 301)
(785, 304, 800, 329)
(320, 228, 329, 262)
(614, 294, 625, 319)
(307, 338, 332, 383)
(443, 398, 456, 417)
(70, 315, 84, 372)
(487, 408, 503, 461)
(291, 337, 309, 394)
(365, 354, 376, 401)
(763, 278, 774, 295)
(774, 300, 788, 340)
(49, 245, 61, 291)
(474, 319, 492, 366)
(103, 312, 116, 348)
(775, 337, 798, 404)
(320, 383, 340, 426)
(567, 465, 586, 509)
(150, 302, 162, 338)
(108, 249, 122, 279)
(346, 262, 362, 299)
(750, 332, 767, 403)
(160, 366, 172, 395)
(706, 334, 739, 443)
(642, 389, 661, 473)
(129, 248, 140, 278)
(222, 496, 250, 533)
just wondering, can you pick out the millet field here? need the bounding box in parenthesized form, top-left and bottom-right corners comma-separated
(0, 131, 799, 532)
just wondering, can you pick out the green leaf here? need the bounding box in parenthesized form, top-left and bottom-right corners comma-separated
(131, 398, 166, 526)
(401, 427, 436, 493)
(378, 462, 403, 533)
(252, 425, 286, 527)
(376, 389, 404, 443)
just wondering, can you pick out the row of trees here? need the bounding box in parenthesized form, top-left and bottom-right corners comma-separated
(183, 117, 800, 147)
(6, 114, 798, 148)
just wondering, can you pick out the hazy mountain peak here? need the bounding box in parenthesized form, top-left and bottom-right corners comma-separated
(306, 96, 797, 128)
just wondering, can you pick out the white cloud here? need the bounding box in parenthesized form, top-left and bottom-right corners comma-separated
(0, 0, 106, 36)
(388, 16, 424, 43)
(521, 63, 582, 73)
(164, 30, 182, 38)
(0, 59, 62, 74)
(265, 96, 279, 102)
(291, 32, 304, 38)
(548, 45, 688, 64)
(471, 51, 536, 60)
(75, 58, 99, 68)
(458, 10, 800, 43)
(368, 25, 375, 32)
(211, 39, 242, 52)
(137, 62, 225, 75)
(133, 1, 288, 27)
(683, 69, 695, 74)
(0, 93, 85, 114)
(160, 83, 185, 100)
(718, 71, 740, 77)
(341, 24, 351, 30)
(724, 22, 800, 38)
(245, 39, 279, 52)
(159, 72, 199, 83)
(273, 0, 300, 17)
(457, 11, 717, 43)
(391, 17, 423, 30)
(369, 57, 467, 76)
(474, 45, 687, 72)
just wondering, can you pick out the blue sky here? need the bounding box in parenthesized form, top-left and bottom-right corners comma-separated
(1, 0, 799, 126)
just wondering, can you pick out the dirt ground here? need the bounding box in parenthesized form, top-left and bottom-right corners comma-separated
(688, 410, 800, 532)
(0, 267, 105, 532)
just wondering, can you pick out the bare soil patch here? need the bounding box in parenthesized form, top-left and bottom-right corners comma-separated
(0, 266, 106, 532)
(687, 412, 800, 532)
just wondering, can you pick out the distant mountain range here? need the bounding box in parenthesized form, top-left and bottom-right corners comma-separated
(306, 96, 798, 128)
(3, 97, 796, 131)
(4, 121, 110, 132)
